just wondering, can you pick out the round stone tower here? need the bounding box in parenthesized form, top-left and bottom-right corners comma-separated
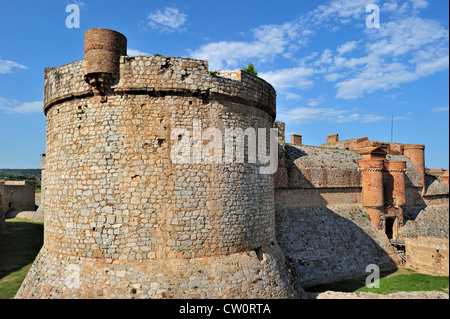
(402, 144, 425, 188)
(16, 29, 301, 299)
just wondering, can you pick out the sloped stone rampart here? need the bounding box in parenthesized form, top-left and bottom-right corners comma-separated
(275, 205, 397, 288)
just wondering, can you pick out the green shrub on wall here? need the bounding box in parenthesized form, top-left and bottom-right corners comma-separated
(242, 62, 258, 76)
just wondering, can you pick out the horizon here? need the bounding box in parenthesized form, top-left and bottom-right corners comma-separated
(0, 0, 448, 169)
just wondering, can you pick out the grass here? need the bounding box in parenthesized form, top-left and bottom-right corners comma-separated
(307, 267, 449, 295)
(0, 219, 44, 299)
(357, 267, 449, 295)
(0, 264, 33, 299)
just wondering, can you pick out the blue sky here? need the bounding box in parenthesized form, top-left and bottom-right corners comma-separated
(0, 0, 448, 169)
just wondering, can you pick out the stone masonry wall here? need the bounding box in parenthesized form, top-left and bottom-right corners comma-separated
(274, 140, 400, 288)
(0, 181, 36, 214)
(16, 47, 301, 299)
(0, 181, 36, 232)
(284, 144, 362, 189)
(403, 205, 449, 239)
(275, 205, 397, 287)
(405, 236, 449, 276)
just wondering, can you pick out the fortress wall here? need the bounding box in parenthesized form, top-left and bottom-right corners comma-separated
(275, 188, 361, 210)
(19, 242, 299, 299)
(403, 205, 449, 239)
(274, 143, 397, 287)
(44, 56, 276, 119)
(275, 205, 397, 288)
(284, 145, 362, 189)
(41, 93, 277, 259)
(0, 181, 36, 232)
(0, 181, 36, 213)
(404, 185, 449, 211)
(405, 186, 426, 208)
(32, 154, 46, 223)
(17, 31, 301, 298)
(387, 154, 421, 187)
(405, 236, 449, 276)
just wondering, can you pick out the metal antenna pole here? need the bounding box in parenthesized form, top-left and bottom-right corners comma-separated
(391, 114, 394, 143)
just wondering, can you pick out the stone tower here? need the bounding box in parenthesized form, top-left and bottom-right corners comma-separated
(16, 28, 301, 299)
(403, 144, 425, 189)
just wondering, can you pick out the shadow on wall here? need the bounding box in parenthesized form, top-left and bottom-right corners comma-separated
(276, 206, 398, 288)
(275, 145, 398, 288)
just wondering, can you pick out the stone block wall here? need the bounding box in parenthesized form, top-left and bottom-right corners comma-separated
(0, 181, 36, 232)
(284, 144, 362, 189)
(16, 29, 301, 299)
(0, 181, 36, 213)
(403, 205, 449, 239)
(405, 236, 449, 276)
(275, 205, 397, 287)
(273, 141, 398, 287)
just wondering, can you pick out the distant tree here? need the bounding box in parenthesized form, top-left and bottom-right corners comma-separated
(242, 62, 258, 76)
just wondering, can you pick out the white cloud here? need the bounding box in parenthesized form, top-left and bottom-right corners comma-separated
(325, 72, 345, 82)
(188, 0, 375, 71)
(277, 106, 348, 124)
(309, 0, 378, 26)
(0, 97, 42, 114)
(146, 7, 187, 33)
(415, 54, 449, 77)
(382, 0, 399, 12)
(285, 93, 303, 101)
(313, 49, 333, 67)
(306, 95, 326, 107)
(330, 14, 449, 99)
(278, 105, 406, 125)
(337, 41, 358, 55)
(190, 22, 301, 70)
(335, 61, 418, 99)
(191, 40, 265, 70)
(302, 2, 447, 100)
(259, 66, 315, 90)
(365, 16, 448, 57)
(72, 0, 88, 10)
(431, 106, 449, 113)
(127, 49, 150, 56)
(188, 0, 448, 101)
(0, 59, 27, 74)
(410, 0, 429, 10)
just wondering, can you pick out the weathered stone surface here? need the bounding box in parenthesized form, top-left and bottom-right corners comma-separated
(275, 205, 397, 288)
(284, 145, 362, 188)
(16, 28, 300, 299)
(0, 181, 36, 232)
(405, 236, 449, 276)
(17, 242, 303, 299)
(403, 205, 449, 239)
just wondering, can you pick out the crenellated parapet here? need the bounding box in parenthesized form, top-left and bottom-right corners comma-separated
(44, 35, 276, 121)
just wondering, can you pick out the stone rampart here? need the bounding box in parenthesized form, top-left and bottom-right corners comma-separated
(283, 144, 362, 189)
(405, 236, 449, 276)
(44, 57, 276, 120)
(16, 29, 300, 299)
(275, 205, 397, 287)
(0, 181, 36, 232)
